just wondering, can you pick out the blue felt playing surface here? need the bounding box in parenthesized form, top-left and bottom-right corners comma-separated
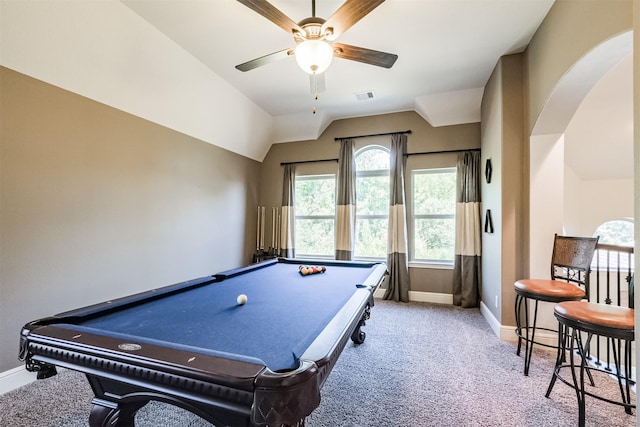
(78, 262, 375, 371)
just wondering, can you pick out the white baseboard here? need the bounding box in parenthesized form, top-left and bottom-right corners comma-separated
(479, 302, 520, 342)
(408, 291, 453, 305)
(0, 365, 37, 395)
(373, 289, 453, 305)
(373, 287, 386, 298)
(479, 302, 557, 346)
(480, 301, 504, 339)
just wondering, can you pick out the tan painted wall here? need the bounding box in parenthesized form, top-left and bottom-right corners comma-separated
(481, 53, 528, 327)
(260, 111, 480, 295)
(480, 58, 504, 322)
(489, 0, 634, 331)
(500, 54, 525, 327)
(0, 67, 260, 371)
(526, 0, 632, 134)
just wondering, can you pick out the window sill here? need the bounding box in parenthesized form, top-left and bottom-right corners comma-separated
(295, 254, 336, 261)
(294, 256, 454, 271)
(354, 256, 387, 263)
(409, 261, 454, 270)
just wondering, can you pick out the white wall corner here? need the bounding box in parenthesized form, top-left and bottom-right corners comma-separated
(414, 88, 483, 127)
(271, 111, 333, 144)
(0, 366, 37, 395)
(480, 301, 518, 342)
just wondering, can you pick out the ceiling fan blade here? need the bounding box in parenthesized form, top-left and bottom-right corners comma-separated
(322, 0, 386, 40)
(333, 43, 398, 68)
(236, 0, 304, 35)
(235, 48, 294, 72)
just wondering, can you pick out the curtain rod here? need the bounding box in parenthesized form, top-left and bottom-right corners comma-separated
(406, 148, 480, 157)
(334, 129, 412, 141)
(280, 148, 479, 164)
(280, 158, 338, 166)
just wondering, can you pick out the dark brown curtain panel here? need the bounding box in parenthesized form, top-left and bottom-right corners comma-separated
(335, 139, 355, 260)
(384, 133, 410, 302)
(452, 151, 482, 307)
(279, 164, 296, 258)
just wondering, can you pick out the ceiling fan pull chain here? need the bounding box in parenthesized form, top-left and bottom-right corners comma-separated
(312, 72, 318, 114)
(313, 72, 319, 100)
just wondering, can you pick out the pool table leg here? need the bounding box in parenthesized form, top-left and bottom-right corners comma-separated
(350, 304, 371, 345)
(89, 398, 146, 427)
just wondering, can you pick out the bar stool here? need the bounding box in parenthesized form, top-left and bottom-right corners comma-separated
(545, 299, 634, 426)
(514, 234, 599, 375)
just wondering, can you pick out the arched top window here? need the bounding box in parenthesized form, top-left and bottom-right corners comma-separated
(354, 146, 390, 259)
(355, 145, 390, 172)
(591, 218, 634, 272)
(593, 218, 634, 247)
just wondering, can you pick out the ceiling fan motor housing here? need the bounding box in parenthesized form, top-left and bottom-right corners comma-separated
(295, 17, 331, 42)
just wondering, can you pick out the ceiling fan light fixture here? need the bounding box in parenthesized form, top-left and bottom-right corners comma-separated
(294, 40, 333, 74)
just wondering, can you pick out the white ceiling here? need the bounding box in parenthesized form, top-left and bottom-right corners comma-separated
(121, 0, 555, 140)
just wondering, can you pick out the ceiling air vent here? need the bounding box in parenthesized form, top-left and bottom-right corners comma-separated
(355, 91, 375, 101)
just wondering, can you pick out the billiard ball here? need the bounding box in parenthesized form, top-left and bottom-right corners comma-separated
(237, 294, 247, 305)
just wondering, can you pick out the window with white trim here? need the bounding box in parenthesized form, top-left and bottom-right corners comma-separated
(411, 168, 456, 263)
(294, 175, 336, 258)
(593, 218, 634, 247)
(592, 218, 634, 271)
(354, 146, 390, 259)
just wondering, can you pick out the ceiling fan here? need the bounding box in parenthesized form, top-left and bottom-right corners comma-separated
(235, 0, 398, 76)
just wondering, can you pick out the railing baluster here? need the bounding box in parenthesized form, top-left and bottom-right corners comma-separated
(587, 243, 634, 375)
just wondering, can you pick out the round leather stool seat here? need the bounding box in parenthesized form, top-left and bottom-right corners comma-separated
(515, 279, 586, 302)
(546, 300, 635, 426)
(554, 300, 634, 338)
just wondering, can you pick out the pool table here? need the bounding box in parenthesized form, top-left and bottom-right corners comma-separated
(19, 258, 387, 426)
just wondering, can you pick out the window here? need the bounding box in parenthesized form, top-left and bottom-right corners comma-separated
(592, 218, 634, 271)
(593, 219, 634, 246)
(294, 175, 336, 258)
(355, 146, 390, 259)
(411, 168, 457, 263)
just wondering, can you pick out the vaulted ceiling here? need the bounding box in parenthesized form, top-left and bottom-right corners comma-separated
(2, 0, 632, 177)
(122, 0, 555, 141)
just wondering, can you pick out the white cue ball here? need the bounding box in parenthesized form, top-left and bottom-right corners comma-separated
(237, 294, 247, 305)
